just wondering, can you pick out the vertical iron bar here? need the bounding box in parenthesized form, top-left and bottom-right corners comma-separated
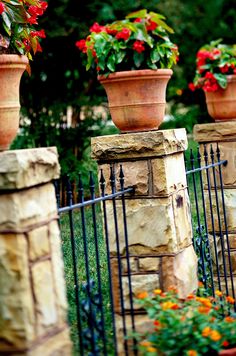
(119, 165, 137, 354)
(190, 149, 208, 288)
(216, 145, 236, 307)
(204, 145, 222, 292)
(54, 179, 61, 209)
(78, 174, 96, 354)
(110, 165, 129, 356)
(89, 172, 107, 356)
(210, 145, 229, 295)
(66, 177, 84, 356)
(197, 148, 215, 296)
(100, 170, 118, 356)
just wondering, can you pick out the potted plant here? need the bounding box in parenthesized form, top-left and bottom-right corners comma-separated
(76, 9, 179, 133)
(0, 0, 47, 150)
(189, 39, 236, 122)
(132, 286, 236, 355)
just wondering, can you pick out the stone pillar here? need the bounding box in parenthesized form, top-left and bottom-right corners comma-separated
(0, 148, 72, 355)
(194, 121, 236, 294)
(91, 129, 198, 352)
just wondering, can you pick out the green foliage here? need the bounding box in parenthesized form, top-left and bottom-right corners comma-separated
(132, 287, 236, 356)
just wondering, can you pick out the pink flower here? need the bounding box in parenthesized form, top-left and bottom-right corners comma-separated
(0, 2, 5, 15)
(133, 40, 145, 53)
(115, 28, 131, 41)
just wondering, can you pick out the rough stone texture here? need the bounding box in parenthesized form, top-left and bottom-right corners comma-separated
(91, 129, 188, 161)
(0, 234, 35, 351)
(106, 189, 192, 255)
(194, 121, 236, 142)
(99, 160, 149, 195)
(214, 276, 236, 298)
(205, 189, 236, 233)
(115, 314, 154, 356)
(28, 226, 50, 261)
(151, 153, 187, 196)
(209, 234, 236, 275)
(0, 183, 58, 231)
(32, 260, 58, 336)
(161, 245, 198, 299)
(138, 257, 160, 272)
(121, 257, 138, 273)
(225, 234, 236, 249)
(0, 147, 60, 190)
(26, 328, 72, 356)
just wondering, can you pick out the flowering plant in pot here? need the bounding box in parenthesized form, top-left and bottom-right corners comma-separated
(133, 286, 236, 356)
(189, 39, 236, 121)
(76, 9, 179, 133)
(0, 0, 47, 150)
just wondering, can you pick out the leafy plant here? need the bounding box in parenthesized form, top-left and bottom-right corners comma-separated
(189, 39, 236, 92)
(75, 9, 179, 75)
(0, 0, 47, 59)
(132, 286, 236, 356)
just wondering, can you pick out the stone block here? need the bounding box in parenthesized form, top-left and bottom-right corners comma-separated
(121, 257, 138, 273)
(209, 234, 236, 275)
(0, 147, 60, 190)
(28, 226, 50, 261)
(106, 189, 192, 256)
(213, 276, 236, 299)
(160, 245, 198, 299)
(99, 160, 149, 195)
(0, 183, 58, 231)
(26, 328, 72, 356)
(205, 189, 236, 233)
(91, 129, 188, 161)
(151, 153, 187, 196)
(138, 257, 160, 272)
(194, 121, 236, 143)
(32, 260, 58, 336)
(0, 234, 35, 351)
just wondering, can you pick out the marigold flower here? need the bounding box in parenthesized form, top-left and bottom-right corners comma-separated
(140, 340, 152, 347)
(137, 291, 148, 299)
(161, 301, 177, 310)
(146, 346, 157, 352)
(153, 289, 162, 295)
(210, 330, 221, 341)
(224, 316, 235, 323)
(198, 306, 211, 314)
(226, 296, 235, 304)
(187, 294, 195, 299)
(215, 290, 223, 297)
(187, 351, 198, 356)
(202, 326, 212, 337)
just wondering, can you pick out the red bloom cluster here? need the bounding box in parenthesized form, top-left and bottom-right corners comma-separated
(89, 22, 106, 33)
(115, 28, 131, 41)
(146, 20, 158, 31)
(196, 49, 221, 73)
(27, 1, 48, 25)
(133, 40, 145, 53)
(75, 39, 87, 53)
(0, 2, 4, 14)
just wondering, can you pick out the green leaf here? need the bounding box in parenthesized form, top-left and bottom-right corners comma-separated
(150, 15, 174, 34)
(116, 51, 126, 64)
(150, 48, 160, 63)
(133, 51, 144, 68)
(214, 73, 227, 89)
(86, 49, 94, 71)
(126, 9, 147, 19)
(2, 12, 11, 30)
(149, 11, 166, 20)
(107, 53, 116, 72)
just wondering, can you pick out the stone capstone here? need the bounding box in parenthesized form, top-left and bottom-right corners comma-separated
(194, 121, 236, 142)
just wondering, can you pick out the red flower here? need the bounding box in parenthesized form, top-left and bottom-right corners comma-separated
(27, 16, 38, 25)
(28, 5, 44, 16)
(0, 2, 5, 14)
(39, 1, 48, 10)
(105, 27, 118, 35)
(134, 18, 142, 23)
(146, 20, 158, 31)
(222, 341, 230, 347)
(188, 83, 196, 91)
(133, 40, 145, 53)
(75, 39, 87, 53)
(220, 64, 230, 73)
(31, 29, 46, 38)
(89, 22, 106, 33)
(116, 28, 131, 41)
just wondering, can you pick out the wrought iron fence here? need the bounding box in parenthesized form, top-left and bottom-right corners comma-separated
(54, 165, 135, 355)
(185, 143, 236, 308)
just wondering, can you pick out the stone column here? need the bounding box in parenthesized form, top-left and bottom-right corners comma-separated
(91, 129, 198, 353)
(194, 121, 236, 295)
(0, 148, 72, 355)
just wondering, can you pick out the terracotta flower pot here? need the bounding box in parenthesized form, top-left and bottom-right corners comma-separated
(0, 54, 28, 151)
(219, 347, 236, 355)
(205, 75, 236, 121)
(98, 69, 173, 133)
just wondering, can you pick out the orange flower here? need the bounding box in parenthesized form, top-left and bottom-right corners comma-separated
(140, 340, 152, 347)
(187, 294, 195, 300)
(153, 289, 162, 295)
(153, 320, 161, 329)
(215, 290, 223, 297)
(196, 297, 212, 308)
(147, 346, 157, 352)
(222, 340, 230, 347)
(161, 301, 177, 310)
(198, 306, 211, 314)
(202, 326, 211, 337)
(137, 291, 148, 299)
(210, 330, 221, 341)
(198, 281, 204, 288)
(226, 296, 235, 304)
(225, 316, 235, 323)
(187, 351, 198, 356)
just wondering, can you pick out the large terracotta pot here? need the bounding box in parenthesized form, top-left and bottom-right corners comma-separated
(98, 69, 173, 133)
(0, 54, 28, 150)
(219, 347, 236, 355)
(205, 75, 236, 121)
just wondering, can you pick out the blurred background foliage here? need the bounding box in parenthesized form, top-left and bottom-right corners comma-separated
(14, 0, 236, 178)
